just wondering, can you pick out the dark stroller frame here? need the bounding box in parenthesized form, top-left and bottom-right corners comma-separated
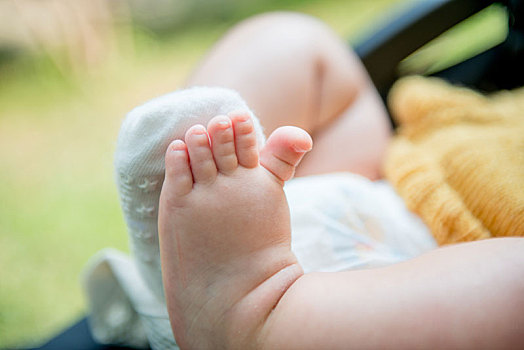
(30, 0, 523, 349)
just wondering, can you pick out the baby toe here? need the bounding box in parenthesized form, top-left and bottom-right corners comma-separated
(185, 125, 217, 184)
(208, 115, 238, 174)
(260, 126, 312, 182)
(230, 112, 259, 169)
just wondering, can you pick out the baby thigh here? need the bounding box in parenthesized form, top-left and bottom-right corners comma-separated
(187, 12, 391, 179)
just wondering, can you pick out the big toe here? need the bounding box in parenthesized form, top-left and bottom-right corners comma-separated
(260, 126, 312, 183)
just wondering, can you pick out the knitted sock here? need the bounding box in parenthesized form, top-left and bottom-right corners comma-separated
(114, 87, 266, 300)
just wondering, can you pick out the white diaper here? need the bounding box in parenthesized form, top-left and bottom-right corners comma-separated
(286, 173, 436, 274)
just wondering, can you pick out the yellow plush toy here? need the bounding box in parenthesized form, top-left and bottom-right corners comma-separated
(385, 76, 524, 245)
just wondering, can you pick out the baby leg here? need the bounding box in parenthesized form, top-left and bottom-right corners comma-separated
(263, 237, 524, 349)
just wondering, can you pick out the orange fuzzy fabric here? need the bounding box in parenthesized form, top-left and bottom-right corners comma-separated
(384, 76, 524, 245)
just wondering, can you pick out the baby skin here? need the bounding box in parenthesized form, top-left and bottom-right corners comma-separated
(158, 112, 312, 349)
(159, 113, 524, 349)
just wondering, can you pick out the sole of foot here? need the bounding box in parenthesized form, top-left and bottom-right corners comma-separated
(158, 111, 312, 349)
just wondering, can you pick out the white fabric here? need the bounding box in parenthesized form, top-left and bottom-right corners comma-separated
(83, 87, 436, 349)
(82, 249, 168, 349)
(286, 173, 436, 273)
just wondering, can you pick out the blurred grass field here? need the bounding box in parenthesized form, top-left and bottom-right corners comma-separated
(0, 0, 507, 347)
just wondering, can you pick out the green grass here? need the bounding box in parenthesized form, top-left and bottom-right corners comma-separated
(1, 0, 505, 347)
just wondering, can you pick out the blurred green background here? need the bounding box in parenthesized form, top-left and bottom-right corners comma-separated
(0, 0, 507, 348)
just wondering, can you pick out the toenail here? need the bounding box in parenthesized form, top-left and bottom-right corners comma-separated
(292, 142, 312, 152)
(170, 140, 186, 151)
(230, 112, 250, 122)
(217, 120, 231, 128)
(191, 125, 206, 135)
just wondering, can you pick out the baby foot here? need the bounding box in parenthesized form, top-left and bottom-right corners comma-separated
(158, 112, 312, 349)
